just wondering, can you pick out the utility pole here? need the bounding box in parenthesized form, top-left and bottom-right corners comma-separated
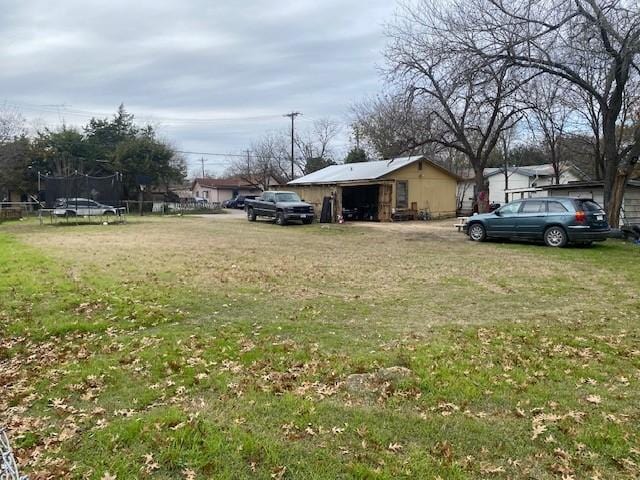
(283, 112, 301, 180)
(201, 157, 206, 178)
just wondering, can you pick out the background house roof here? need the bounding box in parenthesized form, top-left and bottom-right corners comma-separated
(484, 163, 587, 179)
(191, 177, 257, 189)
(289, 156, 458, 185)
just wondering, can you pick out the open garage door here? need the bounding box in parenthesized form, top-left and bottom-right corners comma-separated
(341, 184, 380, 221)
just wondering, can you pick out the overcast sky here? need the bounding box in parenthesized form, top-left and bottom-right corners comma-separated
(1, 0, 396, 175)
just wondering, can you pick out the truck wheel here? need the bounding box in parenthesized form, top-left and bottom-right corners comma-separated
(247, 208, 256, 222)
(275, 211, 287, 226)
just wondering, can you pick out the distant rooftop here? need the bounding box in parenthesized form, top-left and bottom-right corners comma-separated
(192, 177, 257, 189)
(484, 163, 584, 179)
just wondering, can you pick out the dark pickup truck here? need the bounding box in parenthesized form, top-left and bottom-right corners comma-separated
(245, 191, 315, 225)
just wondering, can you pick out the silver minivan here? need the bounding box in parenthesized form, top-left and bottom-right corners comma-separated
(53, 198, 119, 217)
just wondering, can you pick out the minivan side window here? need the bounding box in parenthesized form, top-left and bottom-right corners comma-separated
(547, 201, 568, 213)
(498, 202, 522, 215)
(521, 201, 545, 213)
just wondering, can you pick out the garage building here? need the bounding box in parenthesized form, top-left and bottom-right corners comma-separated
(286, 156, 459, 222)
(543, 180, 640, 227)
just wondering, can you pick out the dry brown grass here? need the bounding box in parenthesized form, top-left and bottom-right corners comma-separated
(10, 215, 636, 330)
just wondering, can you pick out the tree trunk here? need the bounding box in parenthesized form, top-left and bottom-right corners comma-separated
(550, 149, 560, 185)
(602, 113, 620, 224)
(503, 167, 509, 204)
(608, 169, 627, 227)
(474, 168, 489, 213)
(594, 140, 604, 181)
(608, 142, 640, 227)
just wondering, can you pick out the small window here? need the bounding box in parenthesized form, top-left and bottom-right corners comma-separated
(521, 201, 545, 213)
(418, 161, 423, 171)
(498, 202, 521, 215)
(396, 181, 408, 209)
(547, 201, 568, 213)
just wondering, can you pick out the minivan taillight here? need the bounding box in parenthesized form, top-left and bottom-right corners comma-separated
(575, 211, 586, 222)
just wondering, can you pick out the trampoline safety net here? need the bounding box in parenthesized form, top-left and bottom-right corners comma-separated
(43, 173, 123, 209)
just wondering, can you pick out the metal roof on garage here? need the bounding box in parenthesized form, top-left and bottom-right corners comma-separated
(289, 156, 440, 185)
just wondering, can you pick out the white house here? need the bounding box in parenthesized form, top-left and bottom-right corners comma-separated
(190, 177, 262, 203)
(457, 163, 585, 213)
(485, 164, 584, 204)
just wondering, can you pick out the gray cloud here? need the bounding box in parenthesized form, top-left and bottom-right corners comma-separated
(0, 0, 395, 173)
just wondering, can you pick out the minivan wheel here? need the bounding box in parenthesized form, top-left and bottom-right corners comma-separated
(544, 226, 567, 247)
(468, 223, 486, 242)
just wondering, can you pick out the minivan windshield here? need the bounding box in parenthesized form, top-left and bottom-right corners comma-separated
(275, 192, 301, 202)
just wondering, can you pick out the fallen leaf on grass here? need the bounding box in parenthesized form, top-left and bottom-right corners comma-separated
(271, 465, 287, 479)
(480, 463, 505, 474)
(531, 423, 547, 440)
(183, 468, 196, 480)
(585, 395, 601, 405)
(388, 442, 403, 453)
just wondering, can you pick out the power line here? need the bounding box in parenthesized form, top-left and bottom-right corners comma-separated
(2, 100, 287, 125)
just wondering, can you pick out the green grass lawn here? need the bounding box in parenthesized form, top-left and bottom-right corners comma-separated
(1, 216, 639, 479)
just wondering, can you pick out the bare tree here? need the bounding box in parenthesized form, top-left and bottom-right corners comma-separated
(524, 77, 573, 184)
(352, 93, 433, 159)
(0, 104, 25, 144)
(497, 126, 521, 203)
(228, 119, 342, 186)
(294, 119, 340, 173)
(227, 133, 290, 189)
(385, 1, 530, 212)
(450, 0, 640, 225)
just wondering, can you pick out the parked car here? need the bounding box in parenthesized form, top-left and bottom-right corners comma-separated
(226, 195, 258, 209)
(463, 197, 610, 247)
(245, 191, 314, 225)
(53, 198, 120, 217)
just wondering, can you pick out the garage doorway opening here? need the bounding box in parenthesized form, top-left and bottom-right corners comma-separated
(342, 184, 380, 221)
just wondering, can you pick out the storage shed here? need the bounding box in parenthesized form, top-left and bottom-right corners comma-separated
(543, 180, 640, 226)
(286, 156, 458, 222)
